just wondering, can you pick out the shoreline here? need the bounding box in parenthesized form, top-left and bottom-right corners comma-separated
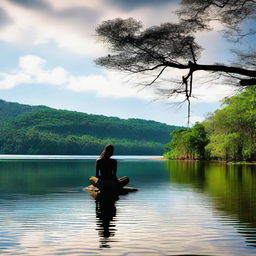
(0, 154, 164, 161)
(163, 158, 256, 165)
(148, 156, 165, 160)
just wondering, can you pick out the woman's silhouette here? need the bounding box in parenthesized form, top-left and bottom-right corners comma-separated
(95, 193, 118, 248)
(90, 144, 129, 192)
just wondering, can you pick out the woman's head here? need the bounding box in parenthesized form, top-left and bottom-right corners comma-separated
(100, 144, 114, 158)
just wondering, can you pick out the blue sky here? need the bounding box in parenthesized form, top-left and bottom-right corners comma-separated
(0, 0, 238, 126)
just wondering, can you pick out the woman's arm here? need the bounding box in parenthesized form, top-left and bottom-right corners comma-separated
(113, 160, 117, 179)
(96, 160, 100, 178)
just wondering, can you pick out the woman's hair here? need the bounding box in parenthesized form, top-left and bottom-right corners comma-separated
(100, 144, 114, 159)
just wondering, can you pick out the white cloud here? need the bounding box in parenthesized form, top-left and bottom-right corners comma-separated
(0, 0, 232, 67)
(0, 55, 155, 99)
(0, 55, 237, 102)
(18, 55, 69, 86)
(0, 72, 31, 89)
(66, 71, 155, 99)
(45, 0, 103, 10)
(0, 0, 105, 56)
(0, 0, 180, 57)
(19, 55, 46, 74)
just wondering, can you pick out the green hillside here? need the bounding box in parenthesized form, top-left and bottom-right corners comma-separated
(0, 99, 48, 121)
(0, 100, 182, 155)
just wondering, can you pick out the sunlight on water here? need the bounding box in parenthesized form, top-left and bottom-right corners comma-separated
(0, 158, 255, 255)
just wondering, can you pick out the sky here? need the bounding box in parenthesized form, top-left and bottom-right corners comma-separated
(0, 0, 239, 126)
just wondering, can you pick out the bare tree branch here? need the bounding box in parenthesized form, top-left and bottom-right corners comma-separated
(95, 7, 256, 124)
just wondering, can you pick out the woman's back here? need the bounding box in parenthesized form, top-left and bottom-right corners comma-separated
(89, 144, 129, 191)
(96, 158, 117, 180)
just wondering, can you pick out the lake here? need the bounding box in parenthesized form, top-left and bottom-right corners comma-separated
(0, 156, 256, 255)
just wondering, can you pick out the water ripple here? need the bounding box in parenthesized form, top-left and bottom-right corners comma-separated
(1, 160, 256, 255)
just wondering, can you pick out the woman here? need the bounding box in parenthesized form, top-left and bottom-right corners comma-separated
(90, 144, 129, 191)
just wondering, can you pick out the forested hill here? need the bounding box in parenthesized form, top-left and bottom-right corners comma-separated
(0, 99, 49, 121)
(0, 100, 182, 155)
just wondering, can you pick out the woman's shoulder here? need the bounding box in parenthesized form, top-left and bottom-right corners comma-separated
(96, 158, 103, 164)
(97, 158, 116, 162)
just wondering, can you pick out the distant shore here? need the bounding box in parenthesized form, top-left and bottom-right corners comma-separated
(148, 156, 165, 160)
(163, 158, 256, 165)
(0, 154, 164, 160)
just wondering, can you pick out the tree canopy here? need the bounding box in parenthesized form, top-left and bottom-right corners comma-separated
(164, 86, 256, 161)
(164, 123, 209, 160)
(204, 86, 256, 161)
(0, 99, 181, 155)
(95, 0, 256, 124)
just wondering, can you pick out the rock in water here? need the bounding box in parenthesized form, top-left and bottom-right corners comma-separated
(84, 185, 138, 194)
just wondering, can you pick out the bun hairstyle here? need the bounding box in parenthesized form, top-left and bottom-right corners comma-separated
(100, 144, 114, 159)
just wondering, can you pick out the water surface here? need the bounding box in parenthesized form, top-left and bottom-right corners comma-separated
(0, 157, 255, 255)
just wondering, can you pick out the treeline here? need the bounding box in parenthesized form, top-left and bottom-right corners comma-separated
(0, 127, 164, 155)
(12, 109, 179, 143)
(164, 87, 256, 161)
(0, 100, 182, 155)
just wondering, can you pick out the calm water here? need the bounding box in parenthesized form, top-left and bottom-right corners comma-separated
(0, 157, 256, 255)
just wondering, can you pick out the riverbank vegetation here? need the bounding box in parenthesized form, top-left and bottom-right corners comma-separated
(164, 87, 256, 162)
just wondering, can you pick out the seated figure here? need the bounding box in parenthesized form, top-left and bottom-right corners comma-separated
(90, 144, 129, 192)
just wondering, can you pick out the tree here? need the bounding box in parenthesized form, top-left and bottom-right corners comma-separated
(164, 87, 256, 161)
(95, 1, 256, 124)
(204, 86, 256, 161)
(164, 123, 208, 160)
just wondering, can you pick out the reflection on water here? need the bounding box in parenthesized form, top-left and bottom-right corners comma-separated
(0, 158, 256, 255)
(0, 160, 94, 194)
(166, 160, 256, 248)
(95, 193, 118, 248)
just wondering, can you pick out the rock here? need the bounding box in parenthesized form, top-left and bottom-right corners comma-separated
(84, 185, 138, 194)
